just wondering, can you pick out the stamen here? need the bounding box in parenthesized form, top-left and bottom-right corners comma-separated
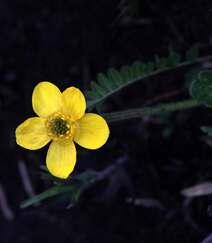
(46, 112, 76, 140)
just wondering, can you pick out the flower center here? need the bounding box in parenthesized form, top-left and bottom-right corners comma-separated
(46, 112, 76, 140)
(50, 118, 70, 135)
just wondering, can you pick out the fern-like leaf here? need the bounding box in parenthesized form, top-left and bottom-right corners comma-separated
(86, 47, 201, 108)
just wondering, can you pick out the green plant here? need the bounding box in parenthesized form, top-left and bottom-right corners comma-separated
(20, 46, 212, 208)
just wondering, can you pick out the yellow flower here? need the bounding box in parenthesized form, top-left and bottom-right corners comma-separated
(16, 81, 109, 179)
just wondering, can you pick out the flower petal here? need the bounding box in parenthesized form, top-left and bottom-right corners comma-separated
(74, 113, 109, 149)
(62, 87, 86, 121)
(46, 140, 76, 179)
(32, 81, 63, 118)
(16, 117, 50, 150)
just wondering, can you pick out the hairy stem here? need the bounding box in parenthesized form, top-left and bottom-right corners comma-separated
(103, 99, 200, 122)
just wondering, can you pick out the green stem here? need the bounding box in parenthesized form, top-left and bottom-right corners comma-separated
(103, 99, 200, 122)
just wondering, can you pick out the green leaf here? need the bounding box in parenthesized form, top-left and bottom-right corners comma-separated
(86, 90, 101, 99)
(107, 68, 123, 86)
(97, 73, 116, 90)
(155, 56, 167, 69)
(20, 185, 73, 208)
(20, 170, 98, 209)
(191, 70, 212, 107)
(146, 62, 155, 72)
(201, 126, 212, 137)
(186, 45, 199, 61)
(85, 48, 205, 109)
(120, 66, 131, 82)
(90, 81, 106, 96)
(167, 50, 181, 67)
(184, 68, 201, 88)
(132, 61, 145, 76)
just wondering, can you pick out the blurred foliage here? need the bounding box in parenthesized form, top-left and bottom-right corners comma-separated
(191, 70, 212, 107)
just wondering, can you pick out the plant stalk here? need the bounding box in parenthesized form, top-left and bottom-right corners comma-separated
(103, 99, 200, 122)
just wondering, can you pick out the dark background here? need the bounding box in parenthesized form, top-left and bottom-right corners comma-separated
(1, 0, 212, 242)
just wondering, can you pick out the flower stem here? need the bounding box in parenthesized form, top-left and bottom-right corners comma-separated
(103, 99, 200, 122)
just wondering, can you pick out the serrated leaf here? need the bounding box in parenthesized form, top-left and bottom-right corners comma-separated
(120, 65, 131, 82)
(97, 73, 116, 90)
(107, 68, 123, 86)
(90, 81, 106, 96)
(86, 48, 202, 109)
(86, 90, 101, 99)
(132, 61, 146, 76)
(191, 70, 212, 107)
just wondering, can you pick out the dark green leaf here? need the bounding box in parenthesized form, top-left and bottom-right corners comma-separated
(90, 81, 106, 96)
(146, 62, 155, 72)
(132, 61, 146, 76)
(120, 66, 131, 82)
(191, 70, 212, 107)
(97, 73, 116, 90)
(86, 90, 101, 99)
(155, 56, 167, 69)
(167, 50, 181, 67)
(107, 68, 123, 86)
(86, 48, 201, 109)
(201, 126, 212, 137)
(20, 170, 98, 209)
(20, 185, 73, 208)
(186, 45, 199, 61)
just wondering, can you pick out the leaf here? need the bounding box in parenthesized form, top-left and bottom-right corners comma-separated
(167, 49, 181, 67)
(20, 185, 73, 208)
(181, 182, 212, 197)
(155, 56, 167, 69)
(107, 68, 123, 86)
(190, 70, 212, 107)
(186, 45, 199, 61)
(201, 126, 212, 137)
(20, 170, 98, 208)
(184, 68, 201, 88)
(90, 81, 106, 96)
(97, 73, 116, 90)
(86, 48, 198, 109)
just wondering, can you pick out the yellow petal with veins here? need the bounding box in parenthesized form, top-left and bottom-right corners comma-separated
(46, 140, 76, 179)
(74, 113, 109, 149)
(62, 87, 86, 121)
(32, 81, 63, 118)
(16, 117, 50, 150)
